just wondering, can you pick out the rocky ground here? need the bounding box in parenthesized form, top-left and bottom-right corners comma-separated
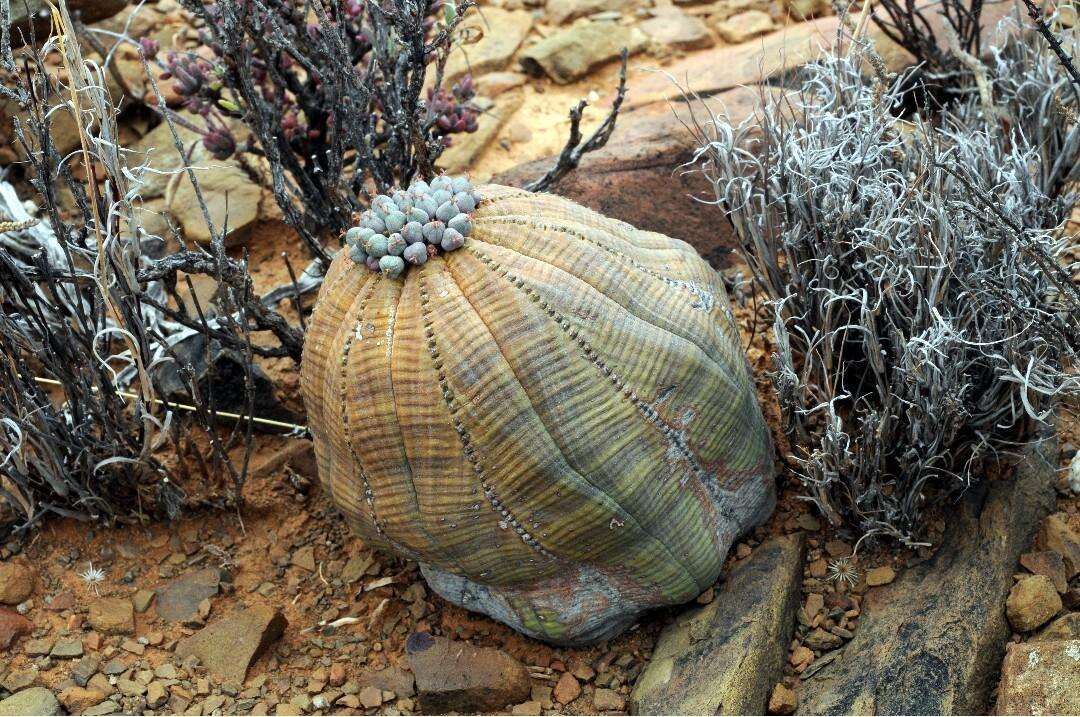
(0, 0, 1078, 715)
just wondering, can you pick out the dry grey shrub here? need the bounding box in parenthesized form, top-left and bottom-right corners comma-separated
(0, 1, 302, 534)
(692, 23, 1080, 546)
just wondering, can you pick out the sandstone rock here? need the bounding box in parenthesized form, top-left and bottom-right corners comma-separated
(70, 655, 101, 687)
(1032, 612, 1080, 641)
(553, 672, 581, 704)
(156, 567, 221, 622)
(1006, 575, 1062, 632)
(328, 663, 347, 687)
(129, 121, 204, 200)
(0, 561, 33, 605)
(45, 591, 75, 612)
(175, 604, 287, 683)
(439, 91, 524, 174)
(592, 687, 625, 711)
(357, 666, 416, 698)
(867, 0, 1021, 72)
(797, 440, 1057, 714)
(358, 686, 383, 709)
(444, 8, 533, 83)
(1036, 512, 1080, 578)
(781, 0, 831, 20)
(626, 16, 841, 108)
(169, 158, 268, 246)
(512, 700, 543, 715)
(132, 589, 155, 613)
(82, 700, 120, 716)
(474, 71, 528, 97)
(0, 687, 60, 716)
(519, 22, 647, 84)
(546, 0, 637, 24)
(716, 10, 775, 43)
(249, 439, 317, 480)
(865, 566, 896, 586)
(631, 534, 805, 714)
(146, 681, 167, 708)
(132, 201, 176, 245)
(88, 597, 134, 635)
(0, 608, 32, 651)
(130, 120, 274, 247)
(24, 637, 53, 657)
(804, 627, 843, 651)
(406, 632, 531, 713)
(791, 644, 813, 667)
(700, 0, 774, 21)
(995, 640, 1080, 715)
(1019, 550, 1068, 593)
(50, 639, 84, 659)
(9, 0, 127, 44)
(58, 685, 107, 714)
(768, 683, 796, 715)
(640, 10, 715, 50)
(495, 87, 767, 266)
(290, 546, 316, 572)
(0, 671, 34, 694)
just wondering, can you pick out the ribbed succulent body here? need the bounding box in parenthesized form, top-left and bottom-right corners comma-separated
(301, 185, 774, 645)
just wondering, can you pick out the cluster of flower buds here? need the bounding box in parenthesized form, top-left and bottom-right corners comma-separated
(202, 126, 238, 160)
(344, 175, 481, 279)
(429, 76, 478, 138)
(139, 38, 160, 61)
(161, 52, 220, 117)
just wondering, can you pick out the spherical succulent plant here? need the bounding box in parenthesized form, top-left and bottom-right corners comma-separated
(301, 185, 775, 645)
(343, 175, 481, 279)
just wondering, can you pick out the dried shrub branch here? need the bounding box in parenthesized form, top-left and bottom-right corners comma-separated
(692, 24, 1080, 545)
(524, 49, 629, 193)
(169, 0, 481, 266)
(0, 0, 302, 534)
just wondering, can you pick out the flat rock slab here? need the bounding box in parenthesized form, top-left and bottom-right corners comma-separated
(406, 632, 531, 713)
(520, 22, 647, 84)
(88, 597, 134, 635)
(494, 86, 769, 267)
(798, 439, 1058, 715)
(995, 639, 1080, 714)
(440, 91, 524, 174)
(175, 604, 286, 684)
(631, 533, 805, 715)
(0, 608, 31, 651)
(626, 16, 841, 108)
(0, 687, 60, 716)
(444, 8, 533, 84)
(155, 567, 221, 623)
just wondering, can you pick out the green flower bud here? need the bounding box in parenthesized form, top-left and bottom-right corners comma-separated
(403, 242, 428, 265)
(365, 233, 389, 258)
(379, 255, 405, 278)
(387, 232, 407, 256)
(384, 211, 407, 233)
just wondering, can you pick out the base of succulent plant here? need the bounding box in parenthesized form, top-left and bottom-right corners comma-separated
(419, 562, 644, 647)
